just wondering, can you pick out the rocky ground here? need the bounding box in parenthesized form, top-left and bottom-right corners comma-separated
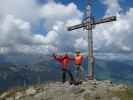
(0, 80, 133, 100)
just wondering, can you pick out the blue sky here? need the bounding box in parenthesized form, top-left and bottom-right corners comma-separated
(37, 0, 133, 18)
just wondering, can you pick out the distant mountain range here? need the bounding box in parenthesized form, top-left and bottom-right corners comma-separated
(0, 55, 133, 92)
(94, 59, 133, 84)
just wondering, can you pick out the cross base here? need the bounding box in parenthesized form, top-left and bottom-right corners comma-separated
(88, 75, 93, 80)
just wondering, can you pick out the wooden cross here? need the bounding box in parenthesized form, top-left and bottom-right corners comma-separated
(67, 0, 116, 80)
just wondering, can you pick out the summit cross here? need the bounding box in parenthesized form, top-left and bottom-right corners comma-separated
(67, 0, 116, 80)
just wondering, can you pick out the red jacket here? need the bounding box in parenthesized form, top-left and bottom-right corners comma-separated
(53, 55, 70, 70)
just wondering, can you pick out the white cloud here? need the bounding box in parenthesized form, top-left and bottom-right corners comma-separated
(40, 1, 86, 52)
(0, 0, 53, 57)
(0, 0, 86, 63)
(103, 0, 122, 15)
(0, 15, 50, 55)
(93, 0, 133, 53)
(40, 2, 82, 30)
(0, 0, 39, 23)
(74, 38, 88, 50)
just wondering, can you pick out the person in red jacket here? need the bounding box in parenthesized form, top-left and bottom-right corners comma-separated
(53, 53, 75, 84)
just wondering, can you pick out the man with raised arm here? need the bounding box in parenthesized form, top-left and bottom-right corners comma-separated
(53, 53, 75, 84)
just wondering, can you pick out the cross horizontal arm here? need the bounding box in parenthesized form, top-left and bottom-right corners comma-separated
(67, 16, 116, 31)
(67, 23, 84, 31)
(94, 16, 116, 25)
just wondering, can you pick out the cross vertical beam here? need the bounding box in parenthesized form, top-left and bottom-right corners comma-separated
(88, 28, 94, 80)
(85, 0, 94, 80)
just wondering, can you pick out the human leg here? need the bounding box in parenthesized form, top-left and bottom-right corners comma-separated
(79, 65, 83, 81)
(62, 69, 66, 83)
(66, 69, 75, 83)
(76, 65, 83, 82)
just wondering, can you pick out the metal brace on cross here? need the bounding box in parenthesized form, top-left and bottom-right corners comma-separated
(67, 0, 117, 80)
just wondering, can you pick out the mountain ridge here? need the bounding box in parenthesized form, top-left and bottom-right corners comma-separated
(1, 80, 132, 100)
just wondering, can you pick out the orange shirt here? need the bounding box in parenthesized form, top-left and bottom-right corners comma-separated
(75, 54, 83, 65)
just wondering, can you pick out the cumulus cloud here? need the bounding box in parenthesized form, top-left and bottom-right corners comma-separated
(0, 15, 49, 54)
(93, 0, 133, 54)
(40, 2, 82, 29)
(103, 0, 122, 15)
(0, 0, 39, 23)
(0, 0, 60, 57)
(40, 1, 86, 52)
(0, 0, 86, 60)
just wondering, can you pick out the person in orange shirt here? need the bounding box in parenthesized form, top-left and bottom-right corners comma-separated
(74, 50, 83, 83)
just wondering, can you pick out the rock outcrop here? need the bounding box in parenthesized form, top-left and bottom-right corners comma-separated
(0, 80, 130, 100)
